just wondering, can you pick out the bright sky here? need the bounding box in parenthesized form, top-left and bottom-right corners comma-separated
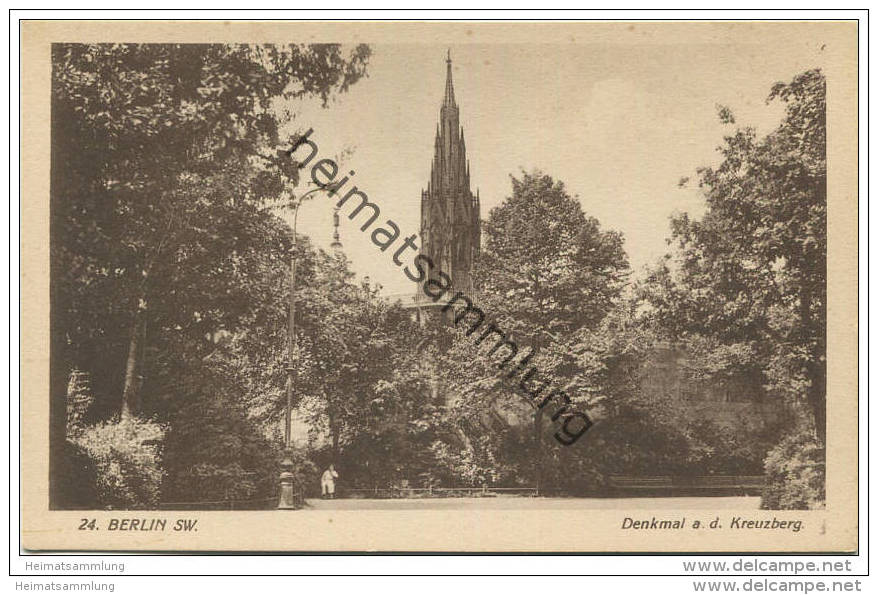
(280, 38, 829, 295)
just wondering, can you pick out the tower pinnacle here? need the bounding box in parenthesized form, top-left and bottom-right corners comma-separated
(443, 50, 456, 108)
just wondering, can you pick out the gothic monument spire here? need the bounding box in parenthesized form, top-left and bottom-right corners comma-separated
(420, 51, 480, 296)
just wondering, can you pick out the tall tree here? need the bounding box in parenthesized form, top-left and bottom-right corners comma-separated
(227, 241, 438, 491)
(639, 69, 826, 443)
(50, 43, 370, 507)
(292, 252, 435, 482)
(441, 171, 630, 490)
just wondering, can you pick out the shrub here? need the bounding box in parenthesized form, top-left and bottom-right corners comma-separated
(761, 429, 825, 510)
(73, 416, 166, 510)
(428, 435, 503, 487)
(685, 419, 779, 476)
(537, 412, 693, 495)
(160, 376, 284, 506)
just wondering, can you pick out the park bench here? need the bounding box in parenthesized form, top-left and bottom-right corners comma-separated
(608, 475, 765, 496)
(683, 475, 765, 490)
(609, 476, 673, 490)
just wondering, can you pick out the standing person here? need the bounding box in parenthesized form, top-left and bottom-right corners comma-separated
(321, 464, 339, 499)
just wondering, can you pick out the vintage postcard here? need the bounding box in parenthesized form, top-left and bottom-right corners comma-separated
(19, 20, 859, 552)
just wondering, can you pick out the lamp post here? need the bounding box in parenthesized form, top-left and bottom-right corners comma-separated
(278, 184, 341, 510)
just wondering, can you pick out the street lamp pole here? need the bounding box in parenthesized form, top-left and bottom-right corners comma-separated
(277, 184, 340, 510)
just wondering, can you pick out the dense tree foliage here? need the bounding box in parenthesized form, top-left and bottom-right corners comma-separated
(50, 43, 370, 507)
(637, 70, 826, 508)
(639, 69, 826, 443)
(437, 171, 631, 491)
(241, 247, 442, 492)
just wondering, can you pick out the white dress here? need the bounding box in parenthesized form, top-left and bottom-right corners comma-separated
(321, 469, 338, 494)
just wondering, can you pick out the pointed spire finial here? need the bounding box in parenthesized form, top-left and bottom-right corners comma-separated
(443, 50, 456, 108)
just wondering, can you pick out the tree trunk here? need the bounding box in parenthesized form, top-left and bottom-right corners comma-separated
(328, 408, 340, 462)
(120, 305, 145, 419)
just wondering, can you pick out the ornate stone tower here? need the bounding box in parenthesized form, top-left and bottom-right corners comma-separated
(419, 51, 480, 296)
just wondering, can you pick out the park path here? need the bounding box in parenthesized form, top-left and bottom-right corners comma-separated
(304, 496, 761, 511)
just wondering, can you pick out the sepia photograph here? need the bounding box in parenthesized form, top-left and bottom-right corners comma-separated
(19, 19, 859, 552)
